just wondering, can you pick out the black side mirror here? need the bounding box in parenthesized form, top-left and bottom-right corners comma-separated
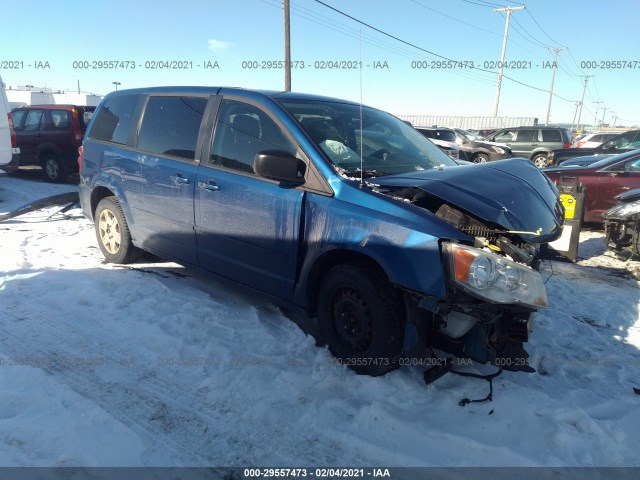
(254, 150, 306, 184)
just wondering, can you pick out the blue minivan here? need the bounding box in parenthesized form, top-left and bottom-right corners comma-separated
(79, 87, 563, 376)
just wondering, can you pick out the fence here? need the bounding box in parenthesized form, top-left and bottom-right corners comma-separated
(396, 115, 538, 130)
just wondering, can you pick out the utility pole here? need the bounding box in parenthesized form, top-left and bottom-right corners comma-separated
(545, 47, 565, 125)
(601, 106, 608, 128)
(610, 112, 617, 128)
(576, 75, 592, 131)
(570, 102, 580, 132)
(284, 0, 291, 92)
(492, 5, 525, 117)
(592, 101, 603, 129)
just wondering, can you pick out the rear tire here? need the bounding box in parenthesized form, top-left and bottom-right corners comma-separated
(317, 263, 405, 376)
(532, 154, 548, 169)
(94, 196, 141, 264)
(42, 153, 66, 183)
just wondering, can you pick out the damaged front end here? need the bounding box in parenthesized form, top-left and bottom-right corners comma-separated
(374, 158, 564, 373)
(603, 188, 640, 257)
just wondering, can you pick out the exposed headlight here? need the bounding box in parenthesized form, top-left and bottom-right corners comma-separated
(443, 242, 547, 309)
(491, 146, 505, 154)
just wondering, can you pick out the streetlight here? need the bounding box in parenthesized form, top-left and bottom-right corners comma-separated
(112, 81, 121, 91)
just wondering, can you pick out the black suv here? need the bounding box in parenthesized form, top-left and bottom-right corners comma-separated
(485, 126, 571, 168)
(413, 126, 459, 160)
(549, 129, 640, 166)
(9, 104, 95, 182)
(454, 128, 512, 162)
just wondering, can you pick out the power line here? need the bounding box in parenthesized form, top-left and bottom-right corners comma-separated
(524, 8, 562, 48)
(305, 1, 579, 103)
(411, 0, 499, 37)
(510, 15, 554, 49)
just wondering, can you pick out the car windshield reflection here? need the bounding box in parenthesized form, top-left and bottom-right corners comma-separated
(279, 99, 456, 177)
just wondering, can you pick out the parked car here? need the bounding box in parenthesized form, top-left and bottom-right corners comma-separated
(414, 126, 459, 160)
(485, 126, 572, 168)
(469, 128, 500, 139)
(10, 104, 95, 182)
(0, 76, 20, 171)
(544, 150, 640, 223)
(548, 129, 640, 166)
(603, 188, 640, 257)
(79, 87, 563, 377)
(555, 154, 614, 168)
(574, 132, 621, 149)
(453, 128, 512, 162)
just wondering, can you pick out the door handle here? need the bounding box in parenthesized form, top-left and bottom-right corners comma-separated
(170, 174, 190, 185)
(197, 180, 220, 192)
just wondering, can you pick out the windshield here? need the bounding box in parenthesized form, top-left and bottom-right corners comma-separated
(458, 129, 482, 141)
(279, 99, 455, 177)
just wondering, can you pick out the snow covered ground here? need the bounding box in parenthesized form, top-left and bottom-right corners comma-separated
(0, 169, 639, 468)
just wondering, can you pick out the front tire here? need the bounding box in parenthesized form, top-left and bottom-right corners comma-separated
(94, 196, 141, 264)
(532, 154, 548, 169)
(473, 153, 489, 163)
(42, 153, 66, 183)
(317, 264, 405, 376)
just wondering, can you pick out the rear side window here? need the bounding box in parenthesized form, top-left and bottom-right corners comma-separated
(89, 95, 141, 145)
(11, 110, 25, 128)
(50, 110, 71, 129)
(516, 129, 537, 142)
(137, 96, 208, 160)
(23, 109, 45, 131)
(541, 129, 561, 142)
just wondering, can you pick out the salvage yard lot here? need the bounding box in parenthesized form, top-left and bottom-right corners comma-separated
(0, 171, 639, 467)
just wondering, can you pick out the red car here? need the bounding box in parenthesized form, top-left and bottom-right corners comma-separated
(544, 150, 640, 223)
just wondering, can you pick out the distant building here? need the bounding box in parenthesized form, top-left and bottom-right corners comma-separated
(4, 85, 102, 108)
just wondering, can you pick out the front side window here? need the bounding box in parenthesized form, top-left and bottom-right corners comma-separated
(89, 94, 141, 145)
(211, 99, 296, 174)
(23, 109, 45, 131)
(137, 96, 207, 160)
(493, 130, 516, 142)
(279, 99, 454, 178)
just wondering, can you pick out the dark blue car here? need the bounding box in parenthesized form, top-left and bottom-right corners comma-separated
(79, 87, 563, 376)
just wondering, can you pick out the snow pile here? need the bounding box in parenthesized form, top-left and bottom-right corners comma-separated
(0, 172, 639, 467)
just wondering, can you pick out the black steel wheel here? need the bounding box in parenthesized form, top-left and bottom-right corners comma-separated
(317, 263, 404, 376)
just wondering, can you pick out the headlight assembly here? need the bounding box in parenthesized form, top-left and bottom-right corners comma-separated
(491, 146, 505, 154)
(443, 242, 547, 309)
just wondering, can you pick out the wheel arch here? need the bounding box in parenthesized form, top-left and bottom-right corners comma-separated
(36, 144, 64, 165)
(306, 249, 391, 316)
(91, 186, 116, 218)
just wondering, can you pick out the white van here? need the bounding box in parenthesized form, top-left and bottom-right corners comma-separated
(0, 76, 20, 170)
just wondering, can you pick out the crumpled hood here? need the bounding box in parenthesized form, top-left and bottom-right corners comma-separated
(375, 158, 563, 243)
